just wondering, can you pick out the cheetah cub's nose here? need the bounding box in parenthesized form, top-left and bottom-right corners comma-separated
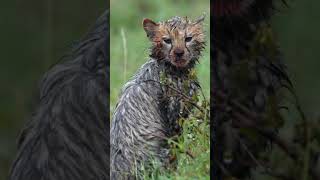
(174, 48, 184, 58)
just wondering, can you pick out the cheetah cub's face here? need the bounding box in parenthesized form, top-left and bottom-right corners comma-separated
(143, 15, 206, 68)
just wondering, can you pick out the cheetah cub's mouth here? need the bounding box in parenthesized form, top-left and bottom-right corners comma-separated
(143, 15, 206, 69)
(172, 57, 188, 68)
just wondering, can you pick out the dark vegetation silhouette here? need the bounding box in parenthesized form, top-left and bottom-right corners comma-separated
(9, 10, 109, 180)
(212, 1, 320, 179)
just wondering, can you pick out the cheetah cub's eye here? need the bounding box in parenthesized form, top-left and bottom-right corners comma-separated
(163, 38, 172, 44)
(185, 37, 192, 42)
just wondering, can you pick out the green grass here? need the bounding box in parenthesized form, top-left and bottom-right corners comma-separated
(110, 0, 210, 178)
(146, 112, 210, 180)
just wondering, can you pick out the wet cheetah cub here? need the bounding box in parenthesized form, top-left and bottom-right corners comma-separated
(111, 15, 206, 179)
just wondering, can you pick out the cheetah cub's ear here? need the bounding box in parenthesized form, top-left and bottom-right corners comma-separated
(193, 14, 206, 25)
(143, 18, 159, 40)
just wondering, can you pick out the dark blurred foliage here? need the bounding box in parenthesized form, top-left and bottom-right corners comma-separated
(0, 1, 105, 179)
(273, 0, 320, 118)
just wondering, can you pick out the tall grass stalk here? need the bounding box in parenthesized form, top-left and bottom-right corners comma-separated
(121, 28, 128, 83)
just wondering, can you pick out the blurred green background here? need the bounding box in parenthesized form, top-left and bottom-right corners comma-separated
(0, 0, 319, 179)
(110, 0, 210, 113)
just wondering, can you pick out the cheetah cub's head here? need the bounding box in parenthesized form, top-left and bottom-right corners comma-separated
(143, 15, 206, 69)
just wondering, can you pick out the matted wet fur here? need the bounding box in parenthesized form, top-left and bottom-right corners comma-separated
(9, 11, 109, 180)
(111, 15, 206, 179)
